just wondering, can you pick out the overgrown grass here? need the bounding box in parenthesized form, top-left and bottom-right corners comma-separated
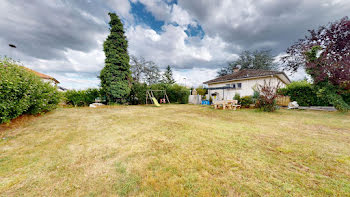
(1, 105, 350, 196)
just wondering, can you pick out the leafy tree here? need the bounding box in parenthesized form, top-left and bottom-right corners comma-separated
(144, 61, 160, 85)
(129, 55, 161, 85)
(195, 87, 207, 96)
(162, 65, 176, 84)
(130, 55, 145, 83)
(282, 17, 350, 111)
(218, 49, 277, 76)
(100, 13, 132, 103)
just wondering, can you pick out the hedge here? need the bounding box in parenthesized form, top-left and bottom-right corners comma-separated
(278, 81, 330, 106)
(64, 88, 101, 107)
(0, 59, 61, 123)
(128, 82, 190, 104)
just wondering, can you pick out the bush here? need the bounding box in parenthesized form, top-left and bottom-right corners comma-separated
(240, 96, 253, 107)
(0, 59, 61, 123)
(195, 87, 207, 96)
(129, 82, 148, 105)
(64, 88, 100, 107)
(315, 84, 350, 112)
(256, 80, 280, 112)
(166, 84, 190, 104)
(234, 93, 241, 103)
(278, 81, 329, 106)
(128, 83, 190, 104)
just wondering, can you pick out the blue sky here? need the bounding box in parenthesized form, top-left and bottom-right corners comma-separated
(1, 0, 349, 89)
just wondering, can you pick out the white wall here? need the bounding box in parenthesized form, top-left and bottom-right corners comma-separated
(42, 79, 57, 86)
(207, 76, 286, 100)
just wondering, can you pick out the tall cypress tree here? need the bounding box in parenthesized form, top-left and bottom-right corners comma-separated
(100, 13, 131, 103)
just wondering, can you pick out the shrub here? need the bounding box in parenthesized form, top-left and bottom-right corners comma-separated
(252, 91, 260, 104)
(129, 82, 148, 105)
(64, 88, 100, 107)
(256, 80, 280, 112)
(129, 83, 190, 104)
(240, 96, 253, 108)
(0, 59, 61, 123)
(195, 87, 207, 96)
(278, 81, 330, 106)
(166, 84, 190, 104)
(315, 83, 350, 112)
(234, 93, 241, 103)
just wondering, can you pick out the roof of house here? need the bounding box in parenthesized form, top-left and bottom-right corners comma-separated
(23, 67, 60, 84)
(203, 69, 291, 84)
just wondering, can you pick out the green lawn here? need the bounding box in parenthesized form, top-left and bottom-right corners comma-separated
(1, 105, 350, 196)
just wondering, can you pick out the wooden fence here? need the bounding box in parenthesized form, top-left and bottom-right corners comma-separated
(276, 96, 290, 106)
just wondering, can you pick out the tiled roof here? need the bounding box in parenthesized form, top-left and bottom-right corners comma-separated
(23, 67, 60, 84)
(203, 69, 290, 84)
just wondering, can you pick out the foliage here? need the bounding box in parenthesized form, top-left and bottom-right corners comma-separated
(128, 82, 148, 105)
(256, 80, 280, 112)
(283, 17, 350, 111)
(161, 65, 175, 84)
(100, 13, 132, 104)
(195, 87, 207, 96)
(144, 61, 161, 85)
(278, 81, 329, 106)
(130, 55, 145, 83)
(130, 55, 161, 85)
(283, 17, 350, 86)
(64, 88, 100, 107)
(240, 96, 253, 108)
(0, 59, 61, 123)
(315, 83, 349, 112)
(209, 96, 213, 103)
(218, 49, 277, 76)
(234, 93, 241, 103)
(165, 84, 190, 104)
(128, 83, 189, 104)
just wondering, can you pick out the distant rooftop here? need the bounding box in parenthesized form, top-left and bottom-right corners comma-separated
(23, 67, 60, 84)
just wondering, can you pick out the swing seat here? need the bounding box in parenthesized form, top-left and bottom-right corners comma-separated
(159, 98, 166, 103)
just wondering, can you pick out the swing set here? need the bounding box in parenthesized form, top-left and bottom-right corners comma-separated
(146, 90, 170, 105)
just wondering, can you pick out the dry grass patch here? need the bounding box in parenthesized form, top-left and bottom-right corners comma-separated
(1, 105, 350, 196)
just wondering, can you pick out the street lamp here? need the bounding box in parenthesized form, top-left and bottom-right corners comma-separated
(183, 77, 187, 87)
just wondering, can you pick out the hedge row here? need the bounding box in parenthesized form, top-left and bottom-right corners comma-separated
(129, 82, 190, 105)
(64, 88, 101, 107)
(0, 59, 61, 123)
(278, 81, 330, 106)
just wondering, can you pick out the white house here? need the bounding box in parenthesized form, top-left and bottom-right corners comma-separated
(24, 67, 60, 85)
(23, 67, 68, 91)
(203, 69, 291, 101)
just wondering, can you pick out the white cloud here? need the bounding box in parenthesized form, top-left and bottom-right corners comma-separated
(107, 0, 134, 22)
(173, 68, 218, 87)
(126, 24, 237, 69)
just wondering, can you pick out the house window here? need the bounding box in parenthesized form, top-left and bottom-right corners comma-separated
(237, 83, 242, 89)
(232, 83, 236, 89)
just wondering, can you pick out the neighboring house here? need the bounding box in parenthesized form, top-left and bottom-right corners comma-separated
(203, 69, 291, 101)
(23, 67, 60, 85)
